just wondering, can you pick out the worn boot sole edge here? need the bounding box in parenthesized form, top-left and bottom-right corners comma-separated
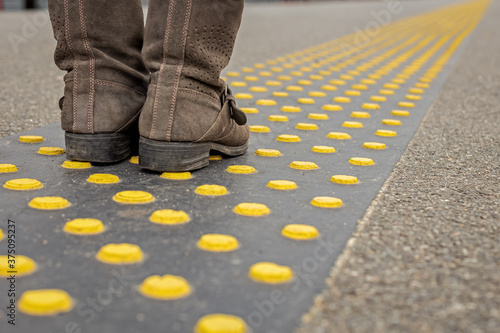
(138, 137, 249, 172)
(65, 132, 132, 163)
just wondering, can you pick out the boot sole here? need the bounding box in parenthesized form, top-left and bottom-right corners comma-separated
(65, 132, 132, 163)
(138, 137, 249, 172)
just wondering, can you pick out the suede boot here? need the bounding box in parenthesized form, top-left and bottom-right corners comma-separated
(48, 0, 148, 163)
(139, 0, 249, 172)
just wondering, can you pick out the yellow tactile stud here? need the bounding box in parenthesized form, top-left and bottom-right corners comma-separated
(18, 289, 73, 316)
(308, 113, 328, 120)
(327, 132, 351, 140)
(312, 146, 335, 153)
(249, 262, 293, 284)
(333, 96, 351, 103)
(272, 91, 289, 97)
(234, 203, 270, 216)
(249, 125, 271, 133)
(113, 191, 154, 204)
(376, 129, 397, 137)
(209, 155, 222, 161)
(351, 111, 370, 118)
(409, 87, 424, 94)
(351, 84, 368, 90)
(406, 94, 421, 101)
(245, 76, 259, 82)
(195, 185, 228, 196)
(383, 83, 399, 90)
(298, 80, 313, 86)
(0, 229, 3, 241)
(150, 209, 190, 225)
(342, 121, 363, 128)
(345, 90, 361, 96)
(281, 224, 319, 240)
(195, 314, 247, 333)
(87, 173, 120, 184)
(3, 178, 43, 191)
(38, 147, 65, 155)
(234, 93, 253, 99)
(255, 149, 281, 157)
(28, 196, 70, 210)
(227, 165, 256, 174)
(368, 73, 381, 79)
(349, 157, 375, 166)
(129, 156, 139, 164)
(298, 98, 315, 104)
(419, 77, 432, 83)
(330, 175, 358, 184)
(321, 85, 337, 91)
(259, 71, 272, 77)
(161, 172, 192, 180)
(300, 66, 312, 72)
(0, 164, 18, 173)
(139, 275, 191, 300)
(363, 142, 386, 150)
(240, 107, 259, 114)
(254, 63, 266, 69)
(230, 81, 247, 87)
(268, 115, 288, 122)
(329, 79, 345, 85)
(289, 161, 318, 170)
(0, 255, 36, 277)
(276, 134, 301, 142)
(61, 160, 92, 169)
(64, 218, 105, 235)
(96, 243, 143, 264)
(370, 95, 387, 102)
(249, 86, 267, 93)
(286, 85, 304, 92)
(322, 104, 342, 111)
(379, 89, 394, 95)
(19, 135, 44, 143)
(198, 234, 239, 252)
(295, 123, 318, 131)
(392, 78, 405, 84)
(415, 82, 429, 88)
(256, 99, 277, 106)
(270, 67, 283, 73)
(360, 79, 376, 85)
(309, 75, 323, 81)
(266, 80, 282, 87)
(226, 71, 239, 77)
(340, 74, 354, 80)
(290, 71, 303, 76)
(308, 91, 326, 97)
(277, 75, 292, 81)
(311, 196, 343, 208)
(319, 70, 331, 76)
(361, 103, 380, 110)
(241, 67, 254, 73)
(398, 101, 415, 108)
(382, 119, 402, 126)
(391, 110, 410, 117)
(267, 180, 297, 190)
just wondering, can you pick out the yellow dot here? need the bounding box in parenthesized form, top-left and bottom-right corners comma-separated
(255, 149, 281, 157)
(308, 91, 326, 97)
(254, 63, 265, 69)
(0, 229, 3, 241)
(311, 196, 343, 208)
(368, 73, 381, 79)
(308, 113, 328, 120)
(363, 142, 386, 150)
(19, 135, 44, 143)
(256, 99, 277, 106)
(195, 314, 247, 333)
(322, 104, 342, 111)
(240, 107, 259, 114)
(249, 262, 293, 284)
(379, 89, 395, 95)
(19, 289, 73, 316)
(406, 94, 421, 101)
(195, 185, 227, 196)
(340, 74, 353, 80)
(289, 161, 318, 170)
(298, 80, 312, 86)
(351, 84, 368, 90)
(392, 78, 405, 84)
(129, 156, 139, 164)
(197, 234, 239, 253)
(161, 172, 192, 180)
(113, 191, 154, 204)
(312, 146, 335, 153)
(226, 71, 239, 77)
(281, 105, 301, 113)
(321, 85, 337, 91)
(286, 85, 303, 92)
(209, 155, 223, 161)
(309, 75, 323, 80)
(230, 81, 247, 87)
(0, 164, 18, 173)
(419, 77, 432, 83)
(376, 129, 397, 137)
(38, 147, 65, 155)
(63, 218, 104, 235)
(150, 209, 190, 225)
(226, 165, 256, 174)
(409, 88, 424, 94)
(245, 76, 258, 82)
(333, 96, 351, 103)
(282, 224, 319, 240)
(371, 95, 387, 102)
(277, 75, 292, 81)
(342, 121, 363, 128)
(415, 82, 429, 88)
(296, 123, 318, 130)
(383, 83, 399, 90)
(61, 160, 92, 169)
(382, 119, 401, 126)
(349, 157, 375, 166)
(361, 103, 380, 110)
(319, 70, 331, 76)
(290, 71, 303, 76)
(139, 275, 191, 300)
(234, 93, 253, 99)
(272, 91, 289, 97)
(249, 125, 271, 133)
(266, 80, 282, 86)
(391, 110, 410, 117)
(87, 173, 119, 184)
(268, 115, 288, 122)
(398, 101, 415, 108)
(351, 111, 370, 118)
(360, 79, 376, 85)
(277, 134, 301, 142)
(300, 67, 312, 72)
(96, 243, 143, 264)
(330, 175, 358, 184)
(327, 132, 351, 140)
(297, 98, 315, 105)
(259, 71, 272, 77)
(241, 67, 254, 73)
(29, 196, 70, 210)
(249, 86, 267, 93)
(3, 178, 42, 191)
(0, 255, 36, 277)
(234, 203, 270, 216)
(329, 79, 345, 85)
(267, 180, 297, 190)
(345, 90, 361, 96)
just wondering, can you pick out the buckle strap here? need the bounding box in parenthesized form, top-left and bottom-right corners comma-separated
(222, 84, 247, 126)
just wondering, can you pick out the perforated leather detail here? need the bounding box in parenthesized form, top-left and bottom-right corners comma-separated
(49, 9, 72, 72)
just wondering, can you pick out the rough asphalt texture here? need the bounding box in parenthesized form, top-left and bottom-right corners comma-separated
(0, 0, 498, 332)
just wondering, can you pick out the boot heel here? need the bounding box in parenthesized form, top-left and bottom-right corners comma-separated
(65, 132, 131, 163)
(139, 137, 211, 172)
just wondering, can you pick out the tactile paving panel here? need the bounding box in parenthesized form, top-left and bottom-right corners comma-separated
(0, 1, 490, 332)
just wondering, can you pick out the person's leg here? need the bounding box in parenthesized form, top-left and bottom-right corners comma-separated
(48, 0, 148, 163)
(139, 0, 249, 172)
